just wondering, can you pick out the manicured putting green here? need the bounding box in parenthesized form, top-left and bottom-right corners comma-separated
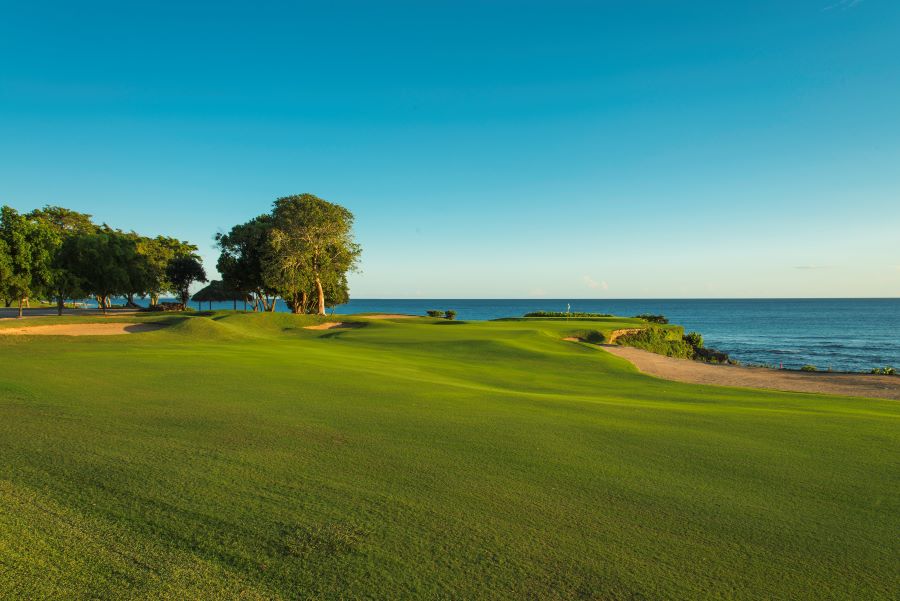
(0, 312, 897, 599)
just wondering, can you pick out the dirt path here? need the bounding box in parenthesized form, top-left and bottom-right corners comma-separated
(597, 344, 900, 400)
(0, 323, 166, 336)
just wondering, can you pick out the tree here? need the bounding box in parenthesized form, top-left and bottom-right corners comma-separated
(166, 256, 207, 309)
(216, 216, 277, 312)
(0, 206, 57, 317)
(267, 194, 360, 315)
(0, 238, 13, 307)
(135, 236, 199, 306)
(26, 205, 97, 236)
(28, 206, 98, 315)
(58, 232, 137, 315)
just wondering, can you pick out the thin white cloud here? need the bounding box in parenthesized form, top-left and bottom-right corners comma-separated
(824, 0, 864, 11)
(582, 275, 609, 290)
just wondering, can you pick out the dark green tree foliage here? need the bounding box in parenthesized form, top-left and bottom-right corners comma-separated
(57, 232, 138, 315)
(0, 206, 57, 316)
(166, 256, 207, 309)
(267, 194, 360, 315)
(136, 236, 199, 306)
(27, 206, 98, 314)
(0, 237, 13, 307)
(216, 216, 278, 311)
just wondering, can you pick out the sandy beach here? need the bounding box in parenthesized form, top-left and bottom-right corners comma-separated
(599, 343, 900, 400)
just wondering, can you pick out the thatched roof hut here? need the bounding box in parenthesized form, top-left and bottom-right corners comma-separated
(191, 280, 247, 310)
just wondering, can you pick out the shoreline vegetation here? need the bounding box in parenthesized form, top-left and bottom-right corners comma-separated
(0, 195, 360, 319)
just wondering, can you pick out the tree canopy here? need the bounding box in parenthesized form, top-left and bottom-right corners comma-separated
(166, 256, 207, 308)
(1, 203, 204, 316)
(267, 194, 361, 315)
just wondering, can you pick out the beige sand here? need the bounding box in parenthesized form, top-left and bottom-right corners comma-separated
(595, 343, 900, 400)
(303, 322, 362, 330)
(0, 322, 167, 336)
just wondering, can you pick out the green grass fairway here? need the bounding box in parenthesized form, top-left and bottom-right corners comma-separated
(1, 313, 897, 599)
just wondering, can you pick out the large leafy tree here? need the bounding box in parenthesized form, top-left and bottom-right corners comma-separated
(0, 206, 57, 317)
(140, 237, 198, 306)
(166, 256, 207, 309)
(215, 215, 277, 311)
(27, 205, 98, 315)
(267, 194, 360, 315)
(58, 231, 138, 315)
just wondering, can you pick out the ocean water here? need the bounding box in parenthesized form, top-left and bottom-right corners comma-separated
(139, 297, 900, 372)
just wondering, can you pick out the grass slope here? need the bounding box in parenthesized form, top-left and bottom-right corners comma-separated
(0, 312, 897, 599)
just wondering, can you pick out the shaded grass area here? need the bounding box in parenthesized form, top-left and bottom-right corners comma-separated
(0, 312, 897, 599)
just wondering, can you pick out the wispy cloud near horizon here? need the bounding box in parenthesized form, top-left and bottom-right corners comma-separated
(583, 276, 609, 290)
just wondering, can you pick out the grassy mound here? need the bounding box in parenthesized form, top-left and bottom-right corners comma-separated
(0, 314, 897, 599)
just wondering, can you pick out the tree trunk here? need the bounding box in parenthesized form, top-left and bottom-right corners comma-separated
(315, 275, 325, 316)
(150, 292, 160, 306)
(18, 298, 23, 318)
(57, 295, 64, 317)
(101, 296, 107, 316)
(301, 291, 308, 315)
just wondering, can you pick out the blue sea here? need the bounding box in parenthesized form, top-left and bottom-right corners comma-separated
(133, 297, 900, 372)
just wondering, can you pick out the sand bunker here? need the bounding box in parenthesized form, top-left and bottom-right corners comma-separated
(303, 322, 362, 330)
(0, 322, 167, 336)
(597, 343, 900, 401)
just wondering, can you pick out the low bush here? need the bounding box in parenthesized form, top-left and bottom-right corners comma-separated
(683, 332, 704, 349)
(870, 366, 896, 375)
(146, 302, 186, 312)
(444, 310, 457, 320)
(564, 329, 605, 344)
(616, 327, 694, 359)
(695, 347, 731, 364)
(634, 314, 668, 324)
(801, 365, 817, 372)
(426, 310, 444, 318)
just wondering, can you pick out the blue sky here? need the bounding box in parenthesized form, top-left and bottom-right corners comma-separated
(1, 1, 898, 298)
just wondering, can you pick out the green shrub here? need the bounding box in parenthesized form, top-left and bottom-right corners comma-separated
(801, 365, 817, 372)
(564, 329, 605, 344)
(444, 310, 457, 320)
(616, 327, 694, 359)
(870, 366, 896, 375)
(426, 310, 444, 318)
(634, 314, 668, 324)
(683, 332, 704, 349)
